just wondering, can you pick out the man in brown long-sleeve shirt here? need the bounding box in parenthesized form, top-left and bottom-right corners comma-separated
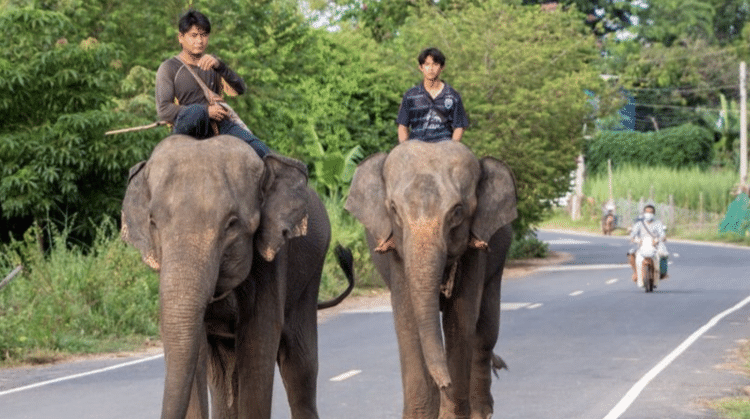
(155, 9, 270, 157)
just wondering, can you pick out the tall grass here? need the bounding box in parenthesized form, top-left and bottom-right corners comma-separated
(0, 220, 159, 364)
(584, 165, 738, 214)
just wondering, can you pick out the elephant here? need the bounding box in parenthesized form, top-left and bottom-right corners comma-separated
(121, 134, 354, 419)
(344, 140, 517, 419)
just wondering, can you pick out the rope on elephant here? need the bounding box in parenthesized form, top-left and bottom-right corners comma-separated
(441, 261, 458, 298)
(104, 120, 169, 136)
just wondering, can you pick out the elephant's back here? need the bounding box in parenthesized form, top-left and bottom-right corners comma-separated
(149, 134, 265, 179)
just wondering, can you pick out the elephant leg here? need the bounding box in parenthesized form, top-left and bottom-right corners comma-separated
(470, 229, 510, 419)
(390, 267, 441, 419)
(278, 282, 320, 419)
(235, 266, 285, 419)
(440, 255, 485, 419)
(469, 273, 501, 419)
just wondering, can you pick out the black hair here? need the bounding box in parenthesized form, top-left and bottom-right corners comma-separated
(418, 47, 446, 67)
(644, 204, 656, 213)
(178, 10, 211, 34)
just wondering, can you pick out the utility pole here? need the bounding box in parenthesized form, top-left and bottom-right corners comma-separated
(741, 61, 747, 190)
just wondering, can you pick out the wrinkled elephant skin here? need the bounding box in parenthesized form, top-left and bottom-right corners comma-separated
(121, 135, 334, 419)
(345, 140, 517, 419)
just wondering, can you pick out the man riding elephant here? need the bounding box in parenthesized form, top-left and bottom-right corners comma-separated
(155, 9, 270, 157)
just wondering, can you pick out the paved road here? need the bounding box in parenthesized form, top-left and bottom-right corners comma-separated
(2, 230, 749, 418)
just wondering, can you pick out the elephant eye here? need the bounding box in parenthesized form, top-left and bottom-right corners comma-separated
(449, 204, 464, 225)
(225, 216, 239, 231)
(388, 201, 403, 227)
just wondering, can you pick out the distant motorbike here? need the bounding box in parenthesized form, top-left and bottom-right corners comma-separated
(634, 236, 662, 293)
(602, 212, 616, 235)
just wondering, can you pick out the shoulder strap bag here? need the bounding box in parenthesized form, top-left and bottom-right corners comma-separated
(175, 56, 252, 135)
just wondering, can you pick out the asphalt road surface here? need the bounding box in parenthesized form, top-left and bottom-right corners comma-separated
(2, 230, 749, 419)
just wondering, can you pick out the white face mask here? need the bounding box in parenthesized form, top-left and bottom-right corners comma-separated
(643, 213, 654, 222)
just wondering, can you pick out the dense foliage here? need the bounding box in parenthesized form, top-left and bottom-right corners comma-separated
(1, 0, 616, 244)
(0, 221, 159, 362)
(1, 0, 749, 362)
(585, 124, 715, 174)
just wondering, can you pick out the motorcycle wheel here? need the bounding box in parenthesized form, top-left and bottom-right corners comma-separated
(644, 259, 654, 293)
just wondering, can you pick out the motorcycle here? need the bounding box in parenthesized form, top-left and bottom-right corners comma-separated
(602, 212, 616, 235)
(634, 236, 666, 293)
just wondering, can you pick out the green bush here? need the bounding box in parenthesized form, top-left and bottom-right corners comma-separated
(0, 220, 159, 364)
(586, 124, 714, 175)
(319, 191, 381, 299)
(508, 231, 549, 260)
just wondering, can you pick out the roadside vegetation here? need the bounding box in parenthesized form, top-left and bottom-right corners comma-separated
(713, 341, 750, 418)
(2, 0, 750, 381)
(542, 165, 750, 245)
(0, 202, 548, 367)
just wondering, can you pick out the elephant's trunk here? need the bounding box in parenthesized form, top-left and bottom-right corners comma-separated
(405, 228, 452, 390)
(158, 236, 219, 419)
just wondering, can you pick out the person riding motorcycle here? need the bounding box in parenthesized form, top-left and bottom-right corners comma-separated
(627, 205, 669, 288)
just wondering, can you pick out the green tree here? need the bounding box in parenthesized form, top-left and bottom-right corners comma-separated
(522, 1, 749, 45)
(0, 8, 161, 242)
(314, 0, 487, 42)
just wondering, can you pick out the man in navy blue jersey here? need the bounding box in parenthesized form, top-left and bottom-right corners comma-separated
(396, 47, 469, 143)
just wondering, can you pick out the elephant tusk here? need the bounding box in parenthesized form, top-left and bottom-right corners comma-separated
(374, 234, 395, 253)
(144, 253, 160, 271)
(468, 235, 489, 251)
(291, 214, 308, 238)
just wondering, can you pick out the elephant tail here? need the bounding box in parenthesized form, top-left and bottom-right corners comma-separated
(317, 244, 355, 310)
(491, 353, 509, 377)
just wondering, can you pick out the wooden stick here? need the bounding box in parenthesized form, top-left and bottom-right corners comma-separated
(0, 265, 23, 291)
(105, 121, 168, 136)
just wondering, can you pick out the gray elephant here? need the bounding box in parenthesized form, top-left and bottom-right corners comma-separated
(345, 140, 516, 419)
(121, 134, 353, 419)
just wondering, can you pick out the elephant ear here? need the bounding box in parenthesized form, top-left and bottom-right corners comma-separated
(121, 161, 160, 271)
(470, 157, 518, 249)
(256, 153, 310, 262)
(344, 152, 393, 252)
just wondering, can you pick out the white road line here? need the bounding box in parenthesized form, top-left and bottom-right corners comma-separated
(329, 369, 362, 382)
(343, 306, 392, 314)
(603, 294, 750, 419)
(0, 354, 164, 397)
(345, 303, 538, 313)
(501, 302, 531, 311)
(545, 239, 591, 245)
(527, 303, 544, 310)
(606, 278, 619, 285)
(569, 290, 584, 297)
(537, 264, 630, 272)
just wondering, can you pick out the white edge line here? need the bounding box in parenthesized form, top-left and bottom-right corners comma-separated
(569, 290, 584, 297)
(602, 294, 750, 419)
(538, 264, 630, 272)
(0, 353, 164, 397)
(329, 369, 362, 382)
